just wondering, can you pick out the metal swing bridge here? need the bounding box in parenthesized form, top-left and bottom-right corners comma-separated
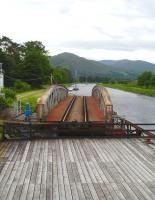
(2, 85, 155, 139)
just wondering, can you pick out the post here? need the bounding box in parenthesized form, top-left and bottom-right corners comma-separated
(0, 63, 4, 90)
(50, 74, 53, 85)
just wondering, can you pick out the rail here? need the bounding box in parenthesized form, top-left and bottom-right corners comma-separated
(83, 96, 88, 122)
(61, 96, 77, 122)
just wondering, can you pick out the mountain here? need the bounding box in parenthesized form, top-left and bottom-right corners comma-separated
(99, 59, 155, 74)
(99, 60, 117, 66)
(49, 53, 155, 80)
(49, 53, 133, 79)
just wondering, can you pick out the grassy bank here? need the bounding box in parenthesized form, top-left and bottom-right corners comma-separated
(16, 83, 71, 112)
(102, 82, 155, 96)
(16, 87, 48, 112)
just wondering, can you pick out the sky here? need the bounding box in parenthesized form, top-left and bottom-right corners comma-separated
(1, 0, 155, 62)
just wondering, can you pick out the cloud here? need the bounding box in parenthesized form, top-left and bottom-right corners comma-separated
(126, 0, 155, 17)
(60, 38, 155, 51)
(0, 0, 155, 61)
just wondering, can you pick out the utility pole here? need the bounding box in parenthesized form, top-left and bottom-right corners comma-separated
(0, 63, 4, 97)
(0, 63, 4, 90)
(75, 70, 78, 82)
(50, 74, 53, 85)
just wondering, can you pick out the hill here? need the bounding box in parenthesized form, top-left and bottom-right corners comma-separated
(49, 53, 134, 79)
(99, 59, 155, 74)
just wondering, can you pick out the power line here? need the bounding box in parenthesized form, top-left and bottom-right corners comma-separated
(5, 74, 46, 81)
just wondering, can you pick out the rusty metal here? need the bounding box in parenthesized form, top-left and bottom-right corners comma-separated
(2, 119, 155, 140)
(113, 114, 155, 138)
(61, 96, 76, 122)
(83, 96, 88, 122)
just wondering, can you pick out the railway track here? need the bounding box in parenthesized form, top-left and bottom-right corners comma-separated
(83, 96, 88, 122)
(61, 96, 89, 122)
(61, 96, 77, 122)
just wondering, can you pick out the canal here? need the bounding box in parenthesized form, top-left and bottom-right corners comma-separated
(71, 83, 155, 131)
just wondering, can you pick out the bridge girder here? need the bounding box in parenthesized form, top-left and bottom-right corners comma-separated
(36, 85, 68, 120)
(92, 85, 113, 122)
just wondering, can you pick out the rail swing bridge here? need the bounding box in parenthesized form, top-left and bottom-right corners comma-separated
(0, 84, 155, 200)
(2, 84, 155, 139)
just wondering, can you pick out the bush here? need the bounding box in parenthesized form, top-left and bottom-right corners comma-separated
(2, 88, 16, 99)
(0, 88, 16, 111)
(14, 80, 31, 92)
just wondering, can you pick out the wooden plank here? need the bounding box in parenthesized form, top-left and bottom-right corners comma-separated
(59, 140, 72, 200)
(0, 138, 155, 200)
(69, 140, 86, 183)
(56, 140, 66, 200)
(40, 140, 48, 200)
(63, 140, 79, 199)
(21, 141, 40, 199)
(51, 140, 59, 200)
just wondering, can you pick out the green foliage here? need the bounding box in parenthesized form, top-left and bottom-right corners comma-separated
(50, 53, 133, 80)
(103, 81, 155, 96)
(53, 66, 73, 84)
(14, 80, 31, 92)
(19, 41, 52, 87)
(50, 53, 155, 80)
(17, 88, 48, 112)
(0, 37, 72, 88)
(0, 36, 64, 89)
(0, 88, 16, 111)
(2, 88, 16, 99)
(138, 71, 154, 87)
(151, 74, 155, 86)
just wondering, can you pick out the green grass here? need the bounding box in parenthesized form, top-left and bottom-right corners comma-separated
(15, 83, 70, 112)
(102, 83, 155, 96)
(16, 88, 48, 112)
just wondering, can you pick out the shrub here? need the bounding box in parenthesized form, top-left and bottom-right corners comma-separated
(14, 80, 31, 92)
(0, 88, 16, 111)
(2, 88, 16, 99)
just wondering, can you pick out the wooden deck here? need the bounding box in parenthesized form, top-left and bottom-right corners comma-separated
(0, 138, 155, 200)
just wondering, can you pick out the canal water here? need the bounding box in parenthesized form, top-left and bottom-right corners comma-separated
(70, 83, 155, 131)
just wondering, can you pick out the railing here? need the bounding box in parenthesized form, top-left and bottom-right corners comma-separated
(112, 114, 155, 138)
(2, 119, 155, 140)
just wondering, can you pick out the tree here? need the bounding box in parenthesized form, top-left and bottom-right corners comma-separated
(151, 74, 155, 86)
(52, 66, 73, 84)
(0, 36, 24, 63)
(24, 41, 47, 54)
(0, 49, 16, 86)
(20, 41, 52, 87)
(0, 36, 73, 88)
(137, 71, 153, 87)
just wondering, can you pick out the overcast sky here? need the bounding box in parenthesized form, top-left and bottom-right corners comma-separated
(1, 0, 155, 62)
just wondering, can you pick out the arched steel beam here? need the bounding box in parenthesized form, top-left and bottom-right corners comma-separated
(36, 85, 68, 120)
(92, 85, 113, 122)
